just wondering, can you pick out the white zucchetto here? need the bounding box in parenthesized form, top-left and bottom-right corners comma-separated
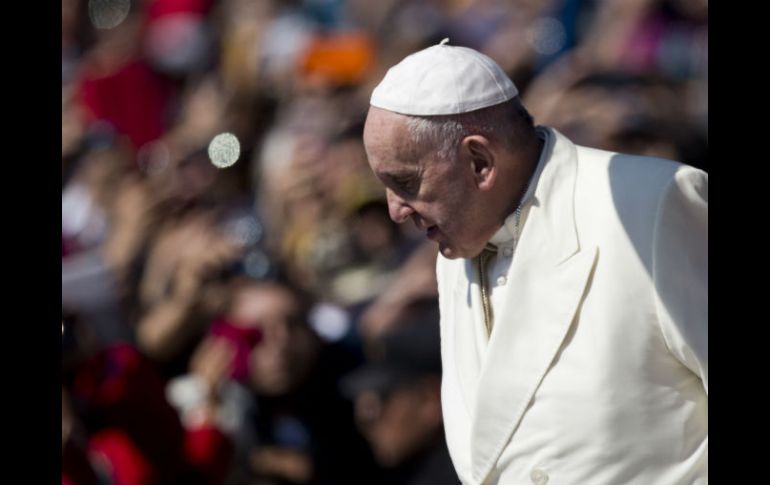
(370, 38, 518, 116)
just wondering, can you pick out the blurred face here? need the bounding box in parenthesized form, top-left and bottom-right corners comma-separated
(363, 107, 494, 259)
(354, 383, 440, 467)
(230, 284, 318, 395)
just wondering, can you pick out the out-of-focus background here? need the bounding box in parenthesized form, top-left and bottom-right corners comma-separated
(62, 0, 707, 483)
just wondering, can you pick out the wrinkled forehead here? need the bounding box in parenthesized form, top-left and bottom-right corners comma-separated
(364, 107, 407, 148)
(363, 107, 426, 168)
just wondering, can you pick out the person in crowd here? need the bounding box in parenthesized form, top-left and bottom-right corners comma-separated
(167, 277, 382, 484)
(343, 299, 460, 485)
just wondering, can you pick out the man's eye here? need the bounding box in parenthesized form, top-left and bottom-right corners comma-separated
(393, 177, 418, 193)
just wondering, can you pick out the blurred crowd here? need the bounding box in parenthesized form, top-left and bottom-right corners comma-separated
(62, 0, 707, 484)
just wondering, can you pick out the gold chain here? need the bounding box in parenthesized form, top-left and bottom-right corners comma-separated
(477, 244, 498, 337)
(477, 179, 528, 338)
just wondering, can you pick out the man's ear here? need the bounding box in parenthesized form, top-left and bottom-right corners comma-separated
(461, 135, 496, 191)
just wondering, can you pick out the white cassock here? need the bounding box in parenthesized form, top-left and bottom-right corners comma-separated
(437, 127, 707, 485)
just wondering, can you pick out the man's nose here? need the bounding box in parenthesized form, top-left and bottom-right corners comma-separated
(386, 190, 414, 223)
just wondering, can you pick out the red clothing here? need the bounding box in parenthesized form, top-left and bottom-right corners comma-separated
(70, 344, 233, 484)
(88, 428, 157, 485)
(146, 0, 214, 20)
(77, 60, 174, 150)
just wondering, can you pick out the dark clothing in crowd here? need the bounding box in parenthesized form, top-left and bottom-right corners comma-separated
(227, 342, 383, 485)
(381, 437, 460, 485)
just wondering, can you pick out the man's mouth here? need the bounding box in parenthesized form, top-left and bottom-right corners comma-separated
(426, 225, 439, 240)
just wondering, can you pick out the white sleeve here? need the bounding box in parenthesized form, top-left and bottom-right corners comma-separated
(652, 166, 708, 394)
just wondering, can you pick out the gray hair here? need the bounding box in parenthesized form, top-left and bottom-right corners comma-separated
(405, 97, 534, 162)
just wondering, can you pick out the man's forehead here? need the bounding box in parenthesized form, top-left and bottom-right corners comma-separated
(366, 105, 407, 123)
(366, 149, 425, 180)
(364, 107, 409, 141)
(364, 107, 416, 164)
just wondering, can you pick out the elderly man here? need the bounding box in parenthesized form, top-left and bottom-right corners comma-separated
(362, 40, 707, 485)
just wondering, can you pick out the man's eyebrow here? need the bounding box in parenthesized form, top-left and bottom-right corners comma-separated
(382, 167, 420, 179)
(388, 171, 418, 180)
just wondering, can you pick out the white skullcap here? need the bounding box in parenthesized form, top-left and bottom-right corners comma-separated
(370, 38, 518, 116)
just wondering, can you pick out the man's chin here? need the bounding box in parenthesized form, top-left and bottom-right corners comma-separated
(439, 241, 487, 260)
(438, 243, 463, 260)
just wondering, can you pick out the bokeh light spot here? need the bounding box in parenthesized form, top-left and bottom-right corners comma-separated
(243, 249, 271, 279)
(88, 0, 131, 30)
(309, 303, 350, 342)
(208, 133, 241, 168)
(528, 17, 567, 56)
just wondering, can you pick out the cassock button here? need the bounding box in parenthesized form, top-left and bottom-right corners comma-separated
(496, 275, 507, 286)
(530, 468, 548, 485)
